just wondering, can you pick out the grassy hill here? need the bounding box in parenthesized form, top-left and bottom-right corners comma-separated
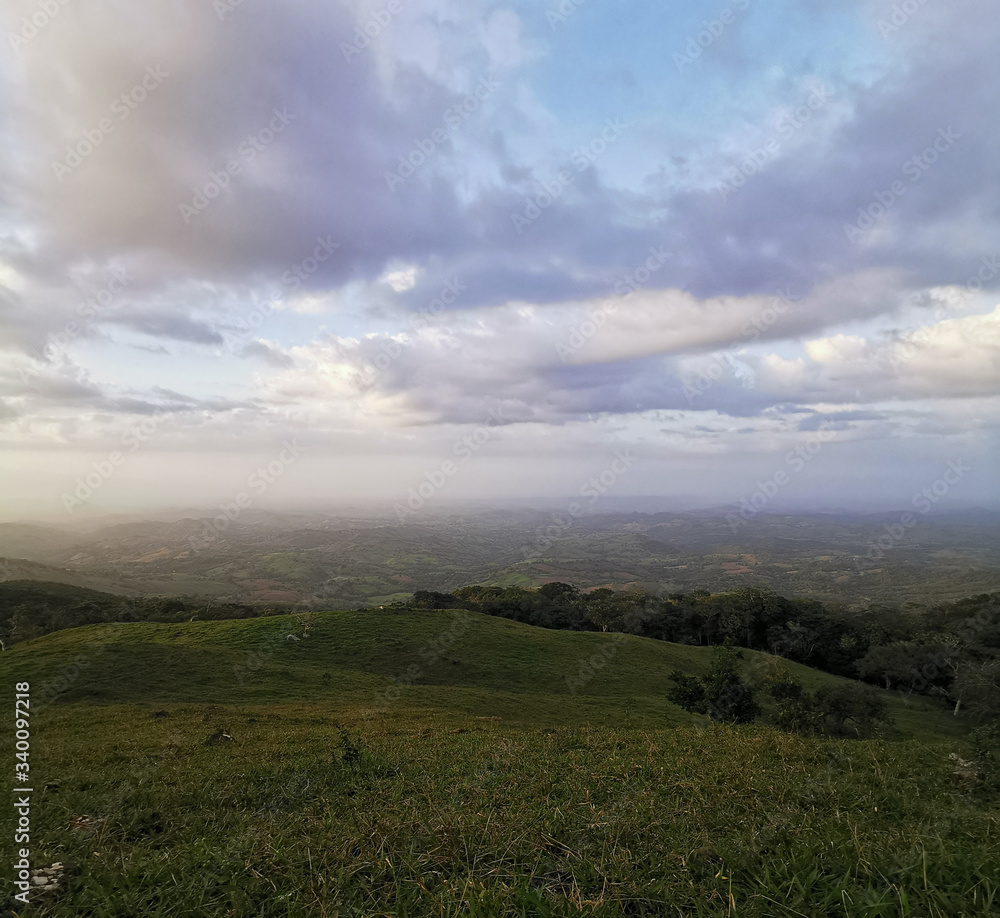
(1, 608, 963, 737)
(1, 611, 996, 916)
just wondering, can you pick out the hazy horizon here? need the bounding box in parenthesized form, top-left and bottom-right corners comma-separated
(3, 494, 1000, 530)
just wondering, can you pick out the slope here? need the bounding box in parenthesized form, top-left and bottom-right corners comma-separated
(0, 607, 962, 739)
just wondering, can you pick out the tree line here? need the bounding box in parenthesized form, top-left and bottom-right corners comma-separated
(0, 581, 294, 647)
(4, 577, 996, 723)
(391, 583, 1000, 722)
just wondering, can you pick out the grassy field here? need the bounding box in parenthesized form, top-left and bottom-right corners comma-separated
(1, 610, 997, 916)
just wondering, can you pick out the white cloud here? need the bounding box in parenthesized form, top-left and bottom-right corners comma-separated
(805, 334, 870, 364)
(381, 265, 419, 292)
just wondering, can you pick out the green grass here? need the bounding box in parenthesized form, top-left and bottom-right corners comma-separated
(3, 609, 963, 738)
(1, 610, 996, 916)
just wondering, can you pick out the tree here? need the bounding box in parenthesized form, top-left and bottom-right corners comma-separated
(954, 659, 1000, 722)
(668, 645, 759, 725)
(857, 642, 922, 690)
(667, 672, 706, 713)
(411, 591, 455, 609)
(537, 582, 578, 600)
(761, 663, 816, 733)
(702, 645, 760, 724)
(812, 684, 891, 738)
(583, 588, 620, 632)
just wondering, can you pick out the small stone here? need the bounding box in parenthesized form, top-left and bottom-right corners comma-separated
(205, 731, 234, 746)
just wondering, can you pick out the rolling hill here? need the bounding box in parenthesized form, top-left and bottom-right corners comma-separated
(1, 611, 997, 915)
(2, 607, 966, 738)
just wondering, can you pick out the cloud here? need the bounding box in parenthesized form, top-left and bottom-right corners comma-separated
(1, 0, 999, 512)
(107, 310, 223, 345)
(238, 339, 295, 368)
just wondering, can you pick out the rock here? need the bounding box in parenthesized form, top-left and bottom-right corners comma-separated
(286, 634, 300, 642)
(205, 731, 234, 746)
(948, 752, 980, 784)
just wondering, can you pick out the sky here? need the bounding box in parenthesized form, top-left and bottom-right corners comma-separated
(0, 0, 998, 520)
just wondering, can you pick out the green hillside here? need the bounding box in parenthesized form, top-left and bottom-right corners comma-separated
(1, 608, 962, 738)
(2, 611, 996, 916)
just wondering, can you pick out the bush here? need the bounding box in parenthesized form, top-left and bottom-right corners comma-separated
(812, 683, 891, 738)
(763, 664, 893, 738)
(668, 645, 759, 725)
(762, 664, 817, 733)
(667, 672, 706, 713)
